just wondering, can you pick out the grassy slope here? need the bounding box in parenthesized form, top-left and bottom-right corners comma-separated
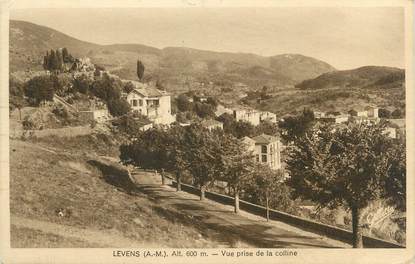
(9, 135, 223, 247)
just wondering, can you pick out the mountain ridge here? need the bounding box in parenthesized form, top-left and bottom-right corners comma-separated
(10, 20, 336, 88)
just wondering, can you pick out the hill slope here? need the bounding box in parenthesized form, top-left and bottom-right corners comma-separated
(243, 66, 405, 117)
(296, 66, 404, 90)
(10, 20, 335, 88)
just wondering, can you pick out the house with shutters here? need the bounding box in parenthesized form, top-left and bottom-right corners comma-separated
(242, 134, 282, 170)
(126, 82, 175, 125)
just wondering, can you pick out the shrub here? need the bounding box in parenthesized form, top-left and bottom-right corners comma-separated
(52, 104, 69, 119)
(107, 98, 131, 117)
(73, 74, 92, 94)
(25, 75, 55, 106)
(9, 76, 24, 97)
(391, 109, 404, 119)
(22, 116, 35, 130)
(378, 108, 391, 118)
(90, 73, 122, 102)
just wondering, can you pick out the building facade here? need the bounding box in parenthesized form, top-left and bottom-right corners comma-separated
(259, 111, 277, 123)
(126, 82, 175, 125)
(233, 109, 261, 126)
(366, 106, 379, 118)
(242, 134, 282, 170)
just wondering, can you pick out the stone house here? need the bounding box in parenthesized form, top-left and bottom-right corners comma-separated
(365, 106, 379, 118)
(233, 108, 261, 126)
(126, 82, 175, 125)
(242, 134, 282, 170)
(348, 108, 368, 117)
(259, 111, 277, 123)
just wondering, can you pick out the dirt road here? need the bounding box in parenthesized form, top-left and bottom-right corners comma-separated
(130, 169, 350, 248)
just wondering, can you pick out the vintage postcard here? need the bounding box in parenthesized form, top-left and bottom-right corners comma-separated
(0, 0, 413, 263)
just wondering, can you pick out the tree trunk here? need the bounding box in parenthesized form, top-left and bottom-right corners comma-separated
(160, 169, 166, 185)
(351, 206, 363, 248)
(200, 185, 206, 201)
(266, 196, 270, 221)
(234, 191, 240, 214)
(176, 173, 182, 192)
(18, 108, 22, 121)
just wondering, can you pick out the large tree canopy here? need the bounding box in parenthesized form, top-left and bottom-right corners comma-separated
(286, 121, 404, 247)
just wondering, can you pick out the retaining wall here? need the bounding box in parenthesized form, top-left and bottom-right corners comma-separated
(170, 179, 404, 248)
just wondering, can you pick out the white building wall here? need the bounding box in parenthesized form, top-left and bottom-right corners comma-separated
(254, 141, 281, 170)
(234, 109, 260, 126)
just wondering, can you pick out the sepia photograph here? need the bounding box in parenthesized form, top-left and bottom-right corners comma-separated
(0, 0, 414, 263)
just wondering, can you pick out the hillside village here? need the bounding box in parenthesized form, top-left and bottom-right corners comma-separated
(8, 21, 406, 249)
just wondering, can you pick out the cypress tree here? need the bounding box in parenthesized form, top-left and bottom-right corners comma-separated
(62, 47, 69, 62)
(49, 49, 57, 71)
(56, 49, 64, 71)
(43, 51, 49, 70)
(137, 59, 145, 81)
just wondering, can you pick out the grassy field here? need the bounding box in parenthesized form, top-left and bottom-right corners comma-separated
(9, 134, 230, 247)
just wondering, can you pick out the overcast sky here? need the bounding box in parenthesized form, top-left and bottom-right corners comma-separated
(10, 7, 405, 70)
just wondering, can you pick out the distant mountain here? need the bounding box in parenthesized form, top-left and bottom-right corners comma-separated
(10, 20, 336, 89)
(269, 54, 335, 82)
(296, 66, 404, 90)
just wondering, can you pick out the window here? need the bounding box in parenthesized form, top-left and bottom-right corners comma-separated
(132, 100, 137, 107)
(262, 155, 267, 162)
(139, 99, 143, 106)
(261, 145, 267, 153)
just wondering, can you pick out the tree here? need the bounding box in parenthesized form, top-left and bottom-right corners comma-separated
(9, 77, 24, 97)
(123, 81, 135, 94)
(286, 122, 403, 248)
(119, 128, 169, 183)
(176, 94, 193, 112)
(378, 108, 391, 119)
(278, 108, 315, 143)
(56, 49, 64, 71)
(206, 97, 218, 108)
(73, 74, 92, 94)
(252, 165, 285, 220)
(62, 48, 69, 62)
(255, 120, 279, 137)
(48, 49, 58, 71)
(233, 120, 255, 138)
(25, 75, 55, 106)
(217, 113, 236, 134)
(184, 124, 222, 200)
(43, 51, 49, 70)
(194, 102, 215, 118)
(222, 135, 255, 213)
(107, 98, 131, 117)
(91, 73, 122, 102)
(391, 109, 403, 119)
(137, 59, 145, 81)
(9, 77, 27, 119)
(164, 125, 189, 191)
(383, 137, 406, 211)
